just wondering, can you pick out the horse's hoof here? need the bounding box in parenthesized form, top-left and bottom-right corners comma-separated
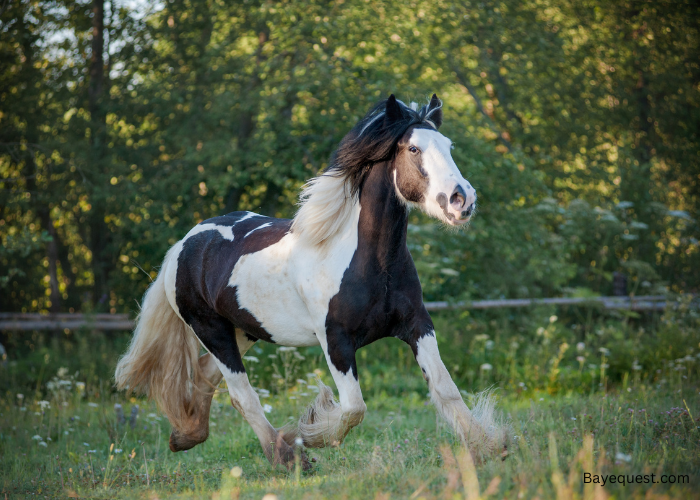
(300, 450, 313, 471)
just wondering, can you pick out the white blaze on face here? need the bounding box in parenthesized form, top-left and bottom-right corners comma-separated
(409, 128, 476, 225)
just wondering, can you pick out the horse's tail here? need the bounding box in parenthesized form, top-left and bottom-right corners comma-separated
(114, 245, 202, 432)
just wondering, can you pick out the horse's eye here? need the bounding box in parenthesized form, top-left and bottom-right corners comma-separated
(408, 146, 419, 154)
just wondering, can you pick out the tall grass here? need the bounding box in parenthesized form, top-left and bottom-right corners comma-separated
(0, 307, 698, 498)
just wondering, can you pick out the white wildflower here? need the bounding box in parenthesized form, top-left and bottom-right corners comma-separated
(480, 363, 493, 371)
(243, 356, 260, 363)
(263, 404, 273, 413)
(37, 400, 50, 410)
(38, 441, 48, 447)
(615, 452, 632, 463)
(87, 402, 98, 408)
(32, 435, 42, 440)
(576, 342, 585, 352)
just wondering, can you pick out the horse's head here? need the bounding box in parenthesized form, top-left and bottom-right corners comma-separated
(389, 94, 476, 226)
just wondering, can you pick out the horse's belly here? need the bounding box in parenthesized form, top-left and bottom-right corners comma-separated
(228, 235, 320, 347)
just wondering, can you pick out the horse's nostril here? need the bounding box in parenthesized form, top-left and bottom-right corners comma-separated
(461, 203, 474, 218)
(450, 185, 467, 209)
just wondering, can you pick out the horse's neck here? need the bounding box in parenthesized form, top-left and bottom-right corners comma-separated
(356, 162, 409, 267)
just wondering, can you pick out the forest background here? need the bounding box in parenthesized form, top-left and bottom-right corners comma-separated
(2, 0, 699, 314)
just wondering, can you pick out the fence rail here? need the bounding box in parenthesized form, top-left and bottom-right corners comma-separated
(423, 295, 678, 311)
(1, 295, 691, 332)
(0, 313, 133, 331)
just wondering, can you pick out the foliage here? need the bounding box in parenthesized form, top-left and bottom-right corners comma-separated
(1, 0, 698, 312)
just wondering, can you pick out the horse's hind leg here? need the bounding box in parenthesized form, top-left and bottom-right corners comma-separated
(169, 352, 223, 451)
(196, 325, 307, 470)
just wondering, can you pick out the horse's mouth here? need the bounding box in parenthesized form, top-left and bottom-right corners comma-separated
(447, 215, 472, 226)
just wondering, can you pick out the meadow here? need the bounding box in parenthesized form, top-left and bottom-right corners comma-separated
(1, 307, 699, 499)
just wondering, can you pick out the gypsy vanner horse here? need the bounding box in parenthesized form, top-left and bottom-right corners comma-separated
(116, 94, 507, 469)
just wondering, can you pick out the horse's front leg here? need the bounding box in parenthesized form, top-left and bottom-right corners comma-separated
(294, 332, 366, 448)
(408, 330, 507, 460)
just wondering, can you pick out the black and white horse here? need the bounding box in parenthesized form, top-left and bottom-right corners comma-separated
(116, 94, 506, 469)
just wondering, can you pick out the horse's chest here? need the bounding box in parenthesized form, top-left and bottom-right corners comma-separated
(326, 258, 425, 346)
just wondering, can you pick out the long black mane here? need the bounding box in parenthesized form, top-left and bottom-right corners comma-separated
(325, 95, 443, 195)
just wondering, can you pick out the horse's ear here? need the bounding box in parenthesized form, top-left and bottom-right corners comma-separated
(426, 93, 443, 129)
(384, 94, 403, 124)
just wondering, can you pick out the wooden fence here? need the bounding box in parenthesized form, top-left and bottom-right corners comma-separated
(423, 294, 676, 311)
(0, 295, 689, 332)
(0, 312, 133, 331)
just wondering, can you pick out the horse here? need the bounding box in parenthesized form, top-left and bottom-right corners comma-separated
(115, 94, 507, 469)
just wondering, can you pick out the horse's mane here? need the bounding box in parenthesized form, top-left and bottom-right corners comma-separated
(291, 96, 442, 245)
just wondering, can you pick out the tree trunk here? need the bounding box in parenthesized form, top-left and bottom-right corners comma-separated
(88, 0, 110, 310)
(41, 210, 62, 313)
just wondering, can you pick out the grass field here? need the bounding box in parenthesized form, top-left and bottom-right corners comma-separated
(1, 348, 699, 500)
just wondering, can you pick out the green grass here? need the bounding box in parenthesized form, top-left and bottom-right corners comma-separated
(1, 367, 699, 499)
(2, 311, 699, 499)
